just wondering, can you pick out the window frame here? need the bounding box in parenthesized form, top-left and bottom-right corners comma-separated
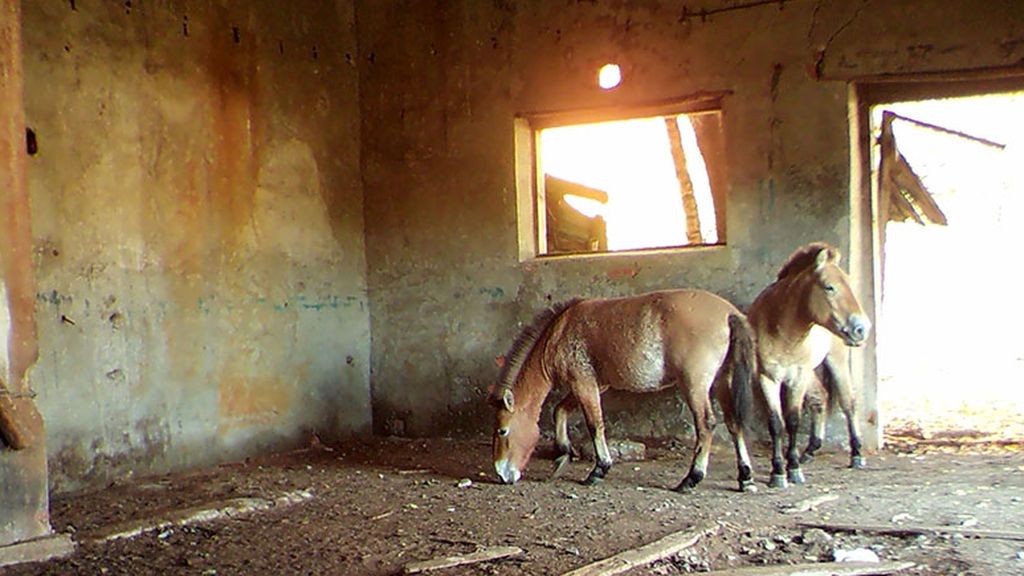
(514, 91, 731, 261)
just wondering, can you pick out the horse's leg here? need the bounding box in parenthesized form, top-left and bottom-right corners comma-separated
(759, 374, 788, 488)
(821, 350, 866, 469)
(674, 389, 715, 493)
(551, 394, 580, 479)
(715, 381, 756, 492)
(575, 382, 612, 486)
(783, 376, 810, 485)
(800, 374, 827, 464)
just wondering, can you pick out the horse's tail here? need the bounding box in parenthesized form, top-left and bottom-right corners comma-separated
(726, 313, 758, 432)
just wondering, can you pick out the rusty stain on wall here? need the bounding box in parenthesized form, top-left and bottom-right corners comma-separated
(24, 0, 370, 493)
(207, 6, 259, 255)
(218, 374, 293, 431)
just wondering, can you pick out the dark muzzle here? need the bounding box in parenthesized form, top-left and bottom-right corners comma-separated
(842, 314, 871, 346)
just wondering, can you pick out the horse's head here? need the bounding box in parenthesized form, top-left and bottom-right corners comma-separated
(490, 385, 540, 485)
(489, 299, 575, 485)
(805, 246, 871, 347)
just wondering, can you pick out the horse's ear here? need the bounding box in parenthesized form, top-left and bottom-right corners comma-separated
(502, 388, 515, 413)
(814, 246, 839, 270)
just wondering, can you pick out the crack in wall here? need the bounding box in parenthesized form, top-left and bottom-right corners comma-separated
(678, 0, 792, 24)
(813, 0, 870, 79)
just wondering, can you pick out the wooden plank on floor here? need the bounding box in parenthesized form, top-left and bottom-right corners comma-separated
(89, 489, 314, 543)
(0, 533, 76, 568)
(699, 561, 915, 575)
(403, 546, 523, 574)
(799, 520, 1024, 542)
(561, 523, 718, 576)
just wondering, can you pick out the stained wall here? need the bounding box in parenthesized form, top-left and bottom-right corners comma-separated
(23, 0, 370, 492)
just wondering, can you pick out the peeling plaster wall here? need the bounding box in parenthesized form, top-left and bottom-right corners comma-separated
(358, 1, 1024, 444)
(24, 1, 370, 492)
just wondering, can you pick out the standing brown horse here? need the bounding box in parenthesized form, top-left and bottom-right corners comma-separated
(490, 289, 758, 492)
(747, 243, 871, 488)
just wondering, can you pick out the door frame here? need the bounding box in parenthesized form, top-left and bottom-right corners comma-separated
(848, 70, 1024, 446)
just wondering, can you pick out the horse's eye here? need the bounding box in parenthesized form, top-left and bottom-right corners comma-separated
(498, 427, 510, 437)
(824, 284, 837, 294)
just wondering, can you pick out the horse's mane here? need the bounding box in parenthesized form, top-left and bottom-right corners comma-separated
(495, 299, 581, 394)
(775, 242, 839, 280)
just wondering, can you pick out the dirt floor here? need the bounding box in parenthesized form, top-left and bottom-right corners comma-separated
(4, 435, 1024, 576)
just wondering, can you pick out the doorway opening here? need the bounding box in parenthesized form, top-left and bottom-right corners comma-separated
(869, 88, 1024, 445)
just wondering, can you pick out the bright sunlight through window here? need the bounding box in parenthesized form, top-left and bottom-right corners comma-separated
(534, 111, 725, 255)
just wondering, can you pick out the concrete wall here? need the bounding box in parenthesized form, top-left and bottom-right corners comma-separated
(358, 1, 1024, 443)
(23, 0, 370, 492)
(13, 0, 1024, 494)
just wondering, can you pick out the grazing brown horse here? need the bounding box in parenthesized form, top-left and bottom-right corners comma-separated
(747, 243, 871, 488)
(490, 290, 758, 492)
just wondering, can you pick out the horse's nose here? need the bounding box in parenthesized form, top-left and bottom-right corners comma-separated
(848, 314, 871, 344)
(495, 459, 521, 485)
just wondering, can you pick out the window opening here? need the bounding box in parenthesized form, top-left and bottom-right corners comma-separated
(523, 107, 726, 257)
(598, 63, 622, 90)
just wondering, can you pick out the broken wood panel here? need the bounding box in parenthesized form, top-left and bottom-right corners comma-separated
(544, 175, 609, 253)
(889, 152, 948, 225)
(886, 111, 1006, 150)
(885, 175, 926, 225)
(878, 110, 948, 226)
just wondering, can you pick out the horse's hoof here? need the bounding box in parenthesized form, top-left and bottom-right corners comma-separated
(673, 476, 699, 493)
(550, 454, 571, 479)
(673, 470, 704, 493)
(582, 463, 609, 486)
(739, 479, 758, 493)
(799, 452, 815, 465)
(769, 474, 788, 489)
(787, 468, 806, 485)
(850, 456, 867, 469)
(582, 467, 606, 486)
